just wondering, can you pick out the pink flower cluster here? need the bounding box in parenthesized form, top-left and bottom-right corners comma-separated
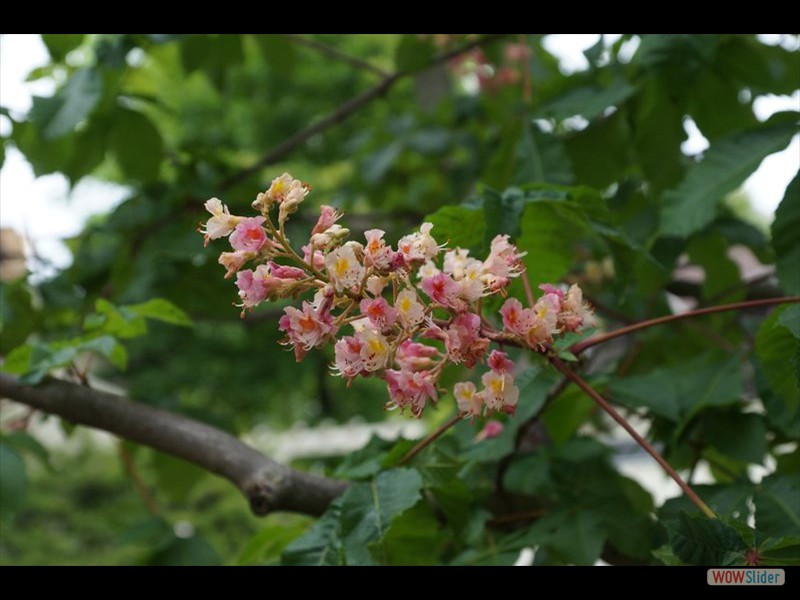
(201, 173, 596, 421)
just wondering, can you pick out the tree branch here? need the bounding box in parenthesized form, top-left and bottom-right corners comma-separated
(548, 356, 717, 519)
(0, 373, 348, 517)
(219, 34, 509, 191)
(571, 296, 800, 355)
(285, 34, 389, 78)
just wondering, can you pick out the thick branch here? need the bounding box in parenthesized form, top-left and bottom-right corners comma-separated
(219, 34, 508, 191)
(0, 373, 347, 517)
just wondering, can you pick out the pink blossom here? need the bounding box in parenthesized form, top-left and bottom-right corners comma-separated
(268, 262, 306, 280)
(487, 350, 514, 374)
(357, 328, 391, 372)
(500, 297, 535, 337)
(454, 381, 483, 418)
(499, 296, 557, 349)
(360, 297, 398, 331)
(363, 229, 395, 270)
(397, 222, 441, 264)
(395, 340, 440, 371)
(481, 370, 519, 415)
(482, 235, 526, 292)
(255, 173, 308, 209)
(529, 292, 560, 347)
(236, 269, 268, 309)
(384, 369, 438, 418)
(333, 335, 365, 382)
(538, 283, 565, 300)
(442, 313, 489, 368)
(325, 243, 365, 293)
(476, 420, 504, 441)
(279, 301, 338, 361)
(218, 250, 254, 279)
(311, 205, 343, 236)
(558, 284, 597, 332)
(229, 217, 267, 253)
(395, 289, 425, 327)
(200, 198, 243, 246)
(420, 272, 466, 311)
(302, 244, 326, 271)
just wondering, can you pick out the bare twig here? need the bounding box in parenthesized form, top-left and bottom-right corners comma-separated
(548, 356, 717, 519)
(286, 34, 389, 77)
(398, 414, 461, 465)
(219, 34, 509, 191)
(0, 373, 348, 516)
(571, 296, 800, 355)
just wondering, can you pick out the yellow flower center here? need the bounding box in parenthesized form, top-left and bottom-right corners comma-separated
(368, 338, 385, 354)
(335, 257, 350, 278)
(490, 377, 504, 395)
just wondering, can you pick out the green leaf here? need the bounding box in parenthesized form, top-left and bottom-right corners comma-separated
(653, 544, 685, 565)
(1, 344, 33, 376)
(754, 474, 800, 538)
(778, 305, 800, 340)
(282, 498, 344, 566)
(0, 281, 38, 354)
(772, 174, 800, 296)
(41, 34, 84, 61)
(756, 307, 799, 410)
(565, 110, 631, 188)
(660, 483, 753, 523)
(539, 77, 635, 121)
(632, 76, 686, 191)
(516, 201, 588, 289)
(503, 452, 552, 496)
(252, 34, 296, 74)
(395, 35, 435, 73)
(541, 386, 595, 445)
(110, 108, 164, 182)
(148, 535, 221, 566)
(236, 518, 311, 566)
(0, 432, 50, 469)
(667, 511, 746, 565)
(88, 298, 148, 339)
(127, 298, 193, 327)
(513, 123, 574, 186)
(757, 535, 800, 566)
(381, 503, 445, 565)
(150, 452, 207, 504)
(425, 206, 485, 255)
(339, 468, 424, 565)
(0, 443, 27, 521)
(661, 116, 798, 238)
(528, 510, 607, 565)
(702, 411, 768, 464)
(29, 68, 102, 139)
(608, 352, 744, 426)
(687, 232, 744, 303)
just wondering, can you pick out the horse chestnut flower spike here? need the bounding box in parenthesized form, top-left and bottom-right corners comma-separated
(200, 173, 596, 420)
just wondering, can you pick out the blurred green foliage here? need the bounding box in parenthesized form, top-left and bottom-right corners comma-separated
(0, 34, 798, 566)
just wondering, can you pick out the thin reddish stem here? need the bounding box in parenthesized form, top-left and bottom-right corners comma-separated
(521, 270, 536, 307)
(571, 296, 800, 355)
(549, 356, 717, 519)
(399, 414, 461, 465)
